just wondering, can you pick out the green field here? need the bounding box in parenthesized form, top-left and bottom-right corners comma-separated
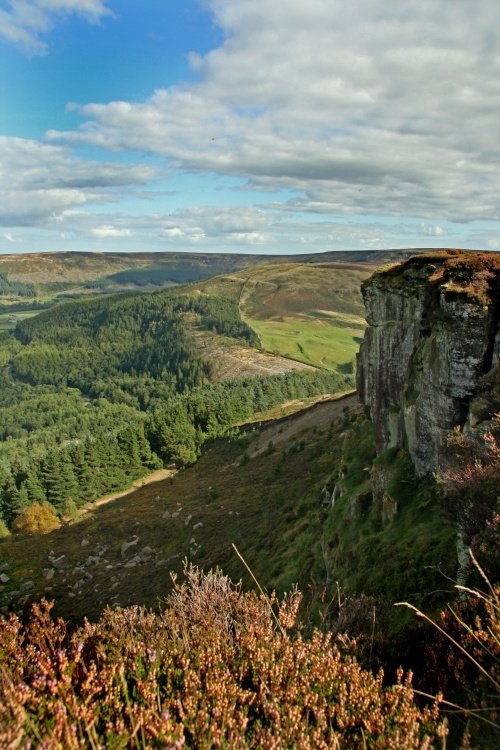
(248, 315, 365, 371)
(0, 310, 40, 331)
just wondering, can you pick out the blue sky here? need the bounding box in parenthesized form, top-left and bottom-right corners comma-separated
(0, 0, 499, 255)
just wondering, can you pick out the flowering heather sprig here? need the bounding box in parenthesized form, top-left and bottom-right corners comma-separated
(0, 565, 445, 749)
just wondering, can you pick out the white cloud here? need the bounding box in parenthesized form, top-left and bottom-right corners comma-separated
(0, 0, 113, 55)
(0, 136, 157, 226)
(46, 0, 500, 227)
(90, 225, 131, 238)
(158, 205, 272, 246)
(420, 224, 444, 237)
(3, 232, 19, 242)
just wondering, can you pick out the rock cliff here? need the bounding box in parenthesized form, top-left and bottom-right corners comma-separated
(357, 251, 499, 477)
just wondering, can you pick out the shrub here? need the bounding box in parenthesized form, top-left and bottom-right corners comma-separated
(440, 418, 499, 537)
(12, 501, 60, 535)
(398, 551, 500, 748)
(0, 564, 445, 749)
(59, 497, 78, 522)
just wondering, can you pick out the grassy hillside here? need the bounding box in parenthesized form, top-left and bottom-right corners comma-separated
(0, 397, 456, 635)
(0, 248, 439, 309)
(183, 261, 372, 370)
(0, 251, 261, 292)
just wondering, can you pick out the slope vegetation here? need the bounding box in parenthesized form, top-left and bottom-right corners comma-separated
(182, 261, 374, 370)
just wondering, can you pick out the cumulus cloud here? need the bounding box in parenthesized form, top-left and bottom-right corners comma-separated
(158, 205, 271, 246)
(46, 0, 500, 226)
(0, 0, 113, 55)
(0, 136, 156, 226)
(90, 225, 132, 238)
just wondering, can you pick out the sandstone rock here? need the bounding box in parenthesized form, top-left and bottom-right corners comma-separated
(347, 491, 371, 520)
(52, 555, 69, 570)
(185, 514, 193, 526)
(320, 487, 331, 506)
(20, 580, 34, 592)
(381, 494, 398, 526)
(332, 483, 342, 507)
(0, 573, 10, 584)
(121, 536, 139, 558)
(193, 522, 203, 530)
(137, 546, 153, 562)
(358, 252, 499, 476)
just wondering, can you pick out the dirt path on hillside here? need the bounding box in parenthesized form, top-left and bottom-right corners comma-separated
(81, 469, 176, 513)
(247, 391, 360, 457)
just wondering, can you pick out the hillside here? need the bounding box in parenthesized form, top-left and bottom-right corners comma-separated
(0, 250, 442, 301)
(180, 260, 374, 371)
(0, 251, 262, 292)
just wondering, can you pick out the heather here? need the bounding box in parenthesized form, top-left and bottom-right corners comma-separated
(0, 564, 445, 749)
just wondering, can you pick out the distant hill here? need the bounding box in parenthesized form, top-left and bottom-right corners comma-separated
(0, 247, 454, 297)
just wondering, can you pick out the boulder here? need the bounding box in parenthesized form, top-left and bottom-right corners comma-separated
(137, 546, 154, 562)
(121, 537, 139, 558)
(52, 555, 69, 570)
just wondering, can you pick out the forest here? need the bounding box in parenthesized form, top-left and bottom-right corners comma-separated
(0, 273, 36, 298)
(0, 289, 350, 532)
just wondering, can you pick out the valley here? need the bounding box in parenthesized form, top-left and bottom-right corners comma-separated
(0, 249, 498, 749)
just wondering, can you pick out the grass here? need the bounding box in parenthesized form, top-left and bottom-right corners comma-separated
(248, 315, 364, 370)
(0, 403, 457, 641)
(323, 417, 457, 618)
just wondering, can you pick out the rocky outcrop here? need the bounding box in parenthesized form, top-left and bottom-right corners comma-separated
(357, 251, 499, 476)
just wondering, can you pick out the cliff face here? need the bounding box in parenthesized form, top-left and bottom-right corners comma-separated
(357, 251, 500, 476)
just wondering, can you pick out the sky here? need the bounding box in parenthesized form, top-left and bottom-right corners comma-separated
(0, 0, 499, 255)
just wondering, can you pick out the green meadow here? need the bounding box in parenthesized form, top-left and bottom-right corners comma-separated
(248, 315, 365, 371)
